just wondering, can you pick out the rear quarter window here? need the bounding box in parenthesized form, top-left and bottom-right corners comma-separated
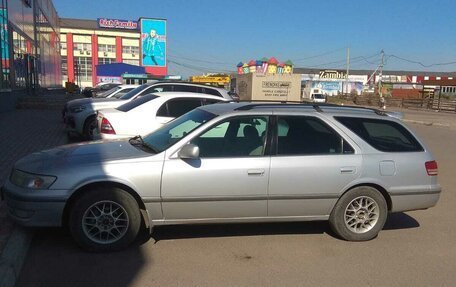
(335, 117, 423, 152)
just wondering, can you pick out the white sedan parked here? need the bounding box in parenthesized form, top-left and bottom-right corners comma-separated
(97, 92, 229, 139)
(93, 84, 139, 99)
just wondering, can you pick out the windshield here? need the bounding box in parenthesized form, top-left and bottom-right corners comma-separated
(119, 84, 149, 100)
(143, 108, 217, 153)
(95, 86, 121, 98)
(313, 94, 325, 99)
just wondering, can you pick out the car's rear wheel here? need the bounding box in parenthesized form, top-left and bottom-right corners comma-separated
(69, 187, 141, 252)
(329, 186, 387, 241)
(83, 116, 97, 140)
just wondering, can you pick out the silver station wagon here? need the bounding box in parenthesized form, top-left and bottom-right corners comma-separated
(2, 103, 441, 251)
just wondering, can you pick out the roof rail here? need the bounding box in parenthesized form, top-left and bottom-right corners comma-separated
(233, 100, 388, 116)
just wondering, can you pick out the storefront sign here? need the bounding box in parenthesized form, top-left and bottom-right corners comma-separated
(122, 74, 148, 79)
(261, 81, 292, 97)
(319, 70, 347, 79)
(191, 76, 230, 84)
(97, 18, 138, 30)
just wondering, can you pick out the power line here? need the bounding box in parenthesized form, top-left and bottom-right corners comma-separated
(304, 52, 381, 69)
(168, 59, 233, 74)
(292, 47, 347, 62)
(168, 53, 233, 66)
(386, 54, 456, 68)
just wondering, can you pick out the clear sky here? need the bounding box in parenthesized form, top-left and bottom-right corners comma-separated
(55, 0, 456, 76)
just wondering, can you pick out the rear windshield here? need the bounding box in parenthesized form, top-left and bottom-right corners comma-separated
(313, 94, 324, 99)
(335, 117, 423, 152)
(117, 94, 159, 112)
(119, 84, 149, 100)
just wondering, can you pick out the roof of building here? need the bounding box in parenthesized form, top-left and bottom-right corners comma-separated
(295, 67, 456, 77)
(422, 79, 456, 86)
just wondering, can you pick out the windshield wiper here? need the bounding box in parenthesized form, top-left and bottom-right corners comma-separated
(129, 135, 159, 153)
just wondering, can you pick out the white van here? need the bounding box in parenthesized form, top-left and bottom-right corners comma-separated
(311, 93, 327, 103)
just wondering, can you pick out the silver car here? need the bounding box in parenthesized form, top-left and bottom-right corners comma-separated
(2, 103, 441, 252)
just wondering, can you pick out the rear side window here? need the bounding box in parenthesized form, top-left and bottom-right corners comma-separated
(117, 94, 159, 112)
(172, 85, 200, 93)
(157, 98, 203, 118)
(276, 116, 354, 156)
(202, 88, 222, 97)
(335, 117, 423, 152)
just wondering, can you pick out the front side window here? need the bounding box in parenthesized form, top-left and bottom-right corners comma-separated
(157, 98, 203, 118)
(144, 109, 217, 152)
(191, 116, 269, 158)
(335, 117, 423, 152)
(276, 116, 353, 156)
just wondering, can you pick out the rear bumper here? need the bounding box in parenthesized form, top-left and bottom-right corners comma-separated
(390, 186, 441, 212)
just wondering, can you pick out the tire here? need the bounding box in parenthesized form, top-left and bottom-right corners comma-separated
(69, 187, 142, 252)
(329, 186, 387, 241)
(83, 116, 97, 140)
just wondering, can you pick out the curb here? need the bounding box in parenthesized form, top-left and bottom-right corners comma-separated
(403, 119, 451, 128)
(0, 227, 33, 287)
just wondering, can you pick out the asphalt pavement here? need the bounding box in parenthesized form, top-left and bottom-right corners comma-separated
(15, 122, 456, 287)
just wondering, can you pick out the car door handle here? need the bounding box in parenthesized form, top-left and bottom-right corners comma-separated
(340, 167, 356, 174)
(247, 169, 265, 176)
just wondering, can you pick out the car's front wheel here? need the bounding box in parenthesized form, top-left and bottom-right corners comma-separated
(329, 186, 387, 241)
(69, 187, 141, 252)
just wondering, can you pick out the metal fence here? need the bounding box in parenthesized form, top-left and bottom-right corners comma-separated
(349, 96, 456, 112)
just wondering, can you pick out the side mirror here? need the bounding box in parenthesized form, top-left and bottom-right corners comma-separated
(178, 143, 200, 159)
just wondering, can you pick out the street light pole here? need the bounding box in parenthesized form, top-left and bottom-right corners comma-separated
(345, 47, 350, 95)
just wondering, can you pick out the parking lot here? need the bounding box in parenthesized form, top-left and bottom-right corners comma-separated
(14, 121, 456, 287)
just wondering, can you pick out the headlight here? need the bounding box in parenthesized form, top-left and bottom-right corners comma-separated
(10, 170, 57, 189)
(69, 105, 86, 113)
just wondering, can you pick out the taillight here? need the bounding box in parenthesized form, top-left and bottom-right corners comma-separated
(425, 161, 438, 176)
(100, 117, 116, 134)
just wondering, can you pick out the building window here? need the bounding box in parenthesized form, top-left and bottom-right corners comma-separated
(99, 58, 116, 65)
(122, 46, 139, 55)
(99, 44, 116, 53)
(61, 42, 67, 50)
(123, 59, 139, 66)
(73, 43, 92, 51)
(74, 57, 92, 82)
(62, 56, 68, 82)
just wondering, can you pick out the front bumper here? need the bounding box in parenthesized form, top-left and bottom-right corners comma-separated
(1, 182, 68, 227)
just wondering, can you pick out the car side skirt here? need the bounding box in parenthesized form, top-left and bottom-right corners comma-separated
(151, 215, 330, 226)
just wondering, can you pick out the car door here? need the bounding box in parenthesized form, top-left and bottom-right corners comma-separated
(268, 115, 362, 218)
(160, 114, 271, 220)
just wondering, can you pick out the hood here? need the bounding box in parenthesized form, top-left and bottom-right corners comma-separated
(14, 140, 151, 175)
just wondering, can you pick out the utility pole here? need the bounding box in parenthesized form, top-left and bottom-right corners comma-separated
(378, 49, 385, 97)
(345, 47, 350, 95)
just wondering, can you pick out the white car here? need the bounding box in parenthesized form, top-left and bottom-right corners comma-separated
(64, 82, 233, 140)
(97, 92, 229, 140)
(93, 84, 138, 99)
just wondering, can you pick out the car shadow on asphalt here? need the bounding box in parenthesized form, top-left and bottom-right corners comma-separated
(152, 221, 329, 242)
(383, 212, 420, 230)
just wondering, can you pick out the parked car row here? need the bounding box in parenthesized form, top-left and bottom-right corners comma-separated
(63, 81, 233, 139)
(2, 97, 441, 252)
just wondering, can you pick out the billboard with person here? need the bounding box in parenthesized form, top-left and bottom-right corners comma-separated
(140, 18, 166, 67)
